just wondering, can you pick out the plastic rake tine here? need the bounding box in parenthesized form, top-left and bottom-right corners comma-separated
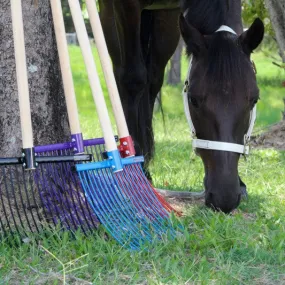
(89, 142, 177, 237)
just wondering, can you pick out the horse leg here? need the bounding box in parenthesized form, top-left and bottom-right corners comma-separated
(147, 9, 181, 111)
(98, 1, 122, 63)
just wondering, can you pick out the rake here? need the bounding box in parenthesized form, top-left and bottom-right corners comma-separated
(32, 0, 101, 235)
(0, 0, 91, 238)
(84, 0, 181, 216)
(29, 0, 167, 250)
(67, 0, 180, 249)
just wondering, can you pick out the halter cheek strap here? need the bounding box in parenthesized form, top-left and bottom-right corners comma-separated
(182, 25, 256, 155)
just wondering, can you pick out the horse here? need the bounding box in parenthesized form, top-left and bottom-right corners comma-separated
(98, 0, 264, 213)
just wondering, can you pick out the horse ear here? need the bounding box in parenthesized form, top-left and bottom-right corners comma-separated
(178, 13, 206, 57)
(239, 18, 264, 55)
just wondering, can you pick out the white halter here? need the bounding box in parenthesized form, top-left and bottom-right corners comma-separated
(182, 25, 256, 155)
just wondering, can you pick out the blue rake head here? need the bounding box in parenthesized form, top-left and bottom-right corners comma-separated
(78, 168, 160, 250)
(76, 149, 182, 249)
(114, 164, 179, 238)
(86, 144, 179, 235)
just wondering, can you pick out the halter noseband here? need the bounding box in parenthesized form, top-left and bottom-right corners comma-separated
(182, 25, 257, 155)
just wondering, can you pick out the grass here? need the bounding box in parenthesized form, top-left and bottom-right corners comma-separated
(0, 46, 285, 284)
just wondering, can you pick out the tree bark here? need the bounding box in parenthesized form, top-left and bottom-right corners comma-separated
(167, 36, 184, 85)
(265, 0, 285, 63)
(0, 0, 69, 157)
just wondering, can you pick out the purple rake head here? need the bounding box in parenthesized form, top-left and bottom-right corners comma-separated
(34, 138, 104, 234)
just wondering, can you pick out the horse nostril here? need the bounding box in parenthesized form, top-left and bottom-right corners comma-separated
(205, 192, 241, 214)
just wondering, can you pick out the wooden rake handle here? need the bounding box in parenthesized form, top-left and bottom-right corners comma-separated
(68, 0, 117, 152)
(50, 0, 81, 135)
(10, 0, 34, 149)
(85, 0, 129, 139)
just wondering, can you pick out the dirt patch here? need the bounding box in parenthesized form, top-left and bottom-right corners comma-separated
(166, 197, 205, 214)
(252, 121, 285, 150)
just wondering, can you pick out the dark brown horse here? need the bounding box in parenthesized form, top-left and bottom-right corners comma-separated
(98, 0, 264, 213)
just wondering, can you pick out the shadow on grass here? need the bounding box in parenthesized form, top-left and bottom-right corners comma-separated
(151, 139, 204, 192)
(239, 192, 268, 214)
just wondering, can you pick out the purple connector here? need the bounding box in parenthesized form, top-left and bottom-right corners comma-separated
(71, 133, 84, 154)
(35, 137, 106, 153)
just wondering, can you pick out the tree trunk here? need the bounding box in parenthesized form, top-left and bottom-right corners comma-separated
(0, 0, 69, 158)
(167, 36, 184, 85)
(265, 0, 285, 63)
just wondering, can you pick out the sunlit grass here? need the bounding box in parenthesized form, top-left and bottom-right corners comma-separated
(1, 46, 284, 284)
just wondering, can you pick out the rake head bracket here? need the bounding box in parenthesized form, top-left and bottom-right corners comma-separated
(76, 152, 144, 173)
(118, 136, 136, 158)
(22, 147, 37, 170)
(71, 133, 84, 153)
(0, 154, 92, 166)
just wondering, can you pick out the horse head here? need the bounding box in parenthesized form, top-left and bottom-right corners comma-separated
(179, 15, 264, 213)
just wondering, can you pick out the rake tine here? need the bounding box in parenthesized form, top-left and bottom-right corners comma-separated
(3, 167, 24, 236)
(92, 168, 153, 241)
(96, 143, 177, 237)
(117, 168, 177, 238)
(88, 140, 175, 241)
(21, 167, 43, 234)
(37, 160, 82, 232)
(79, 171, 138, 249)
(59, 156, 99, 232)
(88, 145, 161, 238)
(26, 169, 45, 232)
(59, 157, 99, 233)
(0, 198, 7, 239)
(1, 167, 16, 235)
(34, 149, 99, 234)
(36, 164, 65, 229)
(0, 165, 43, 238)
(45, 160, 79, 231)
(95, 144, 172, 235)
(115, 166, 175, 236)
(9, 166, 28, 234)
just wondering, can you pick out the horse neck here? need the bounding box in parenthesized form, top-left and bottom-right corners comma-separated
(224, 0, 243, 35)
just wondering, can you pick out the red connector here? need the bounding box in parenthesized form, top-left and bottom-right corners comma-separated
(118, 136, 136, 158)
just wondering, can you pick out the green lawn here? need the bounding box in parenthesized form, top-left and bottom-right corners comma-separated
(0, 46, 285, 284)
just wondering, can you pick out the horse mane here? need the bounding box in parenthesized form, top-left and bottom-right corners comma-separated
(180, 0, 229, 35)
(194, 33, 252, 104)
(207, 34, 243, 88)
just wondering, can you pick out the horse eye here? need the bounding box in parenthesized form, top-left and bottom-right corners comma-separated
(250, 98, 259, 108)
(190, 97, 199, 108)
